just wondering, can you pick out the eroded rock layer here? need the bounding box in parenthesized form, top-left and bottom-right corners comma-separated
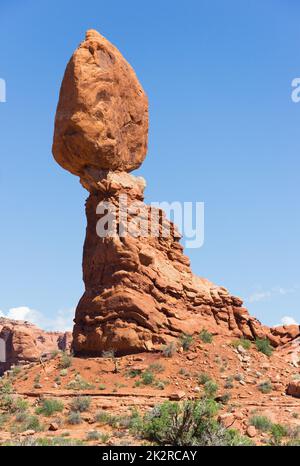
(73, 172, 299, 355)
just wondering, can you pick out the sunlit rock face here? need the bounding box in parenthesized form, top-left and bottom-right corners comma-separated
(53, 31, 299, 356)
(52, 29, 148, 176)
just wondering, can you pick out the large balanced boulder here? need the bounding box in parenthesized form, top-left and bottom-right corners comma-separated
(53, 29, 148, 176)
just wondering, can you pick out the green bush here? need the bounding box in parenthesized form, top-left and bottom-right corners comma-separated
(148, 363, 165, 373)
(0, 381, 13, 394)
(67, 411, 82, 425)
(70, 396, 91, 413)
(231, 338, 251, 350)
(36, 398, 64, 417)
(270, 423, 288, 445)
(86, 430, 100, 441)
(67, 374, 95, 390)
(204, 380, 218, 398)
(224, 376, 234, 389)
(258, 381, 273, 394)
(59, 352, 73, 369)
(139, 399, 250, 446)
(255, 338, 273, 357)
(180, 334, 194, 351)
(22, 415, 44, 432)
(250, 415, 272, 432)
(199, 329, 213, 344)
(141, 371, 155, 385)
(162, 342, 177, 358)
(198, 372, 212, 385)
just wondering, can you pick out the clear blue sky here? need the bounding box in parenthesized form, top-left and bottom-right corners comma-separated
(0, 0, 299, 330)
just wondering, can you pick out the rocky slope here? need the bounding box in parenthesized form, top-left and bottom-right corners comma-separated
(0, 334, 299, 446)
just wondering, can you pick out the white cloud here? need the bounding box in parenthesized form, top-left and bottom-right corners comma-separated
(247, 285, 298, 303)
(0, 306, 74, 332)
(280, 316, 299, 326)
(248, 291, 272, 303)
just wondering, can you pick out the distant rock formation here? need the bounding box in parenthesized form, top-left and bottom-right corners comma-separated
(52, 30, 299, 356)
(0, 318, 71, 374)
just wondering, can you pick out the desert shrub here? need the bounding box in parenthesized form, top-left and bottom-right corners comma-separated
(179, 368, 190, 378)
(127, 368, 142, 378)
(67, 374, 95, 390)
(60, 369, 68, 377)
(255, 338, 273, 357)
(250, 415, 272, 432)
(199, 328, 213, 344)
(67, 411, 82, 425)
(162, 342, 177, 358)
(198, 372, 212, 385)
(50, 350, 59, 359)
(11, 366, 22, 377)
(22, 415, 44, 432)
(0, 381, 13, 394)
(231, 338, 251, 350)
(218, 392, 231, 405)
(98, 384, 106, 390)
(224, 376, 234, 389)
(3, 437, 83, 446)
(15, 411, 28, 423)
(148, 363, 165, 373)
(86, 430, 100, 441)
(99, 433, 109, 443)
(141, 371, 155, 385)
(59, 351, 72, 369)
(258, 380, 273, 394)
(139, 399, 249, 446)
(36, 398, 64, 416)
(0, 394, 14, 411)
(70, 396, 91, 412)
(94, 410, 119, 427)
(154, 380, 166, 390)
(204, 380, 218, 398)
(269, 423, 288, 445)
(13, 398, 28, 412)
(180, 334, 194, 351)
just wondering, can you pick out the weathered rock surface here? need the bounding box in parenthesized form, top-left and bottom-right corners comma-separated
(287, 381, 300, 398)
(53, 29, 148, 176)
(0, 318, 71, 374)
(72, 171, 297, 355)
(52, 30, 299, 357)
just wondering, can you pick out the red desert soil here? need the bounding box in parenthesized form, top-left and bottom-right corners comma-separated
(1, 334, 299, 445)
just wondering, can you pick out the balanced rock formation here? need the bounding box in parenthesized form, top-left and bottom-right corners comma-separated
(0, 318, 71, 374)
(53, 30, 299, 356)
(53, 29, 148, 176)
